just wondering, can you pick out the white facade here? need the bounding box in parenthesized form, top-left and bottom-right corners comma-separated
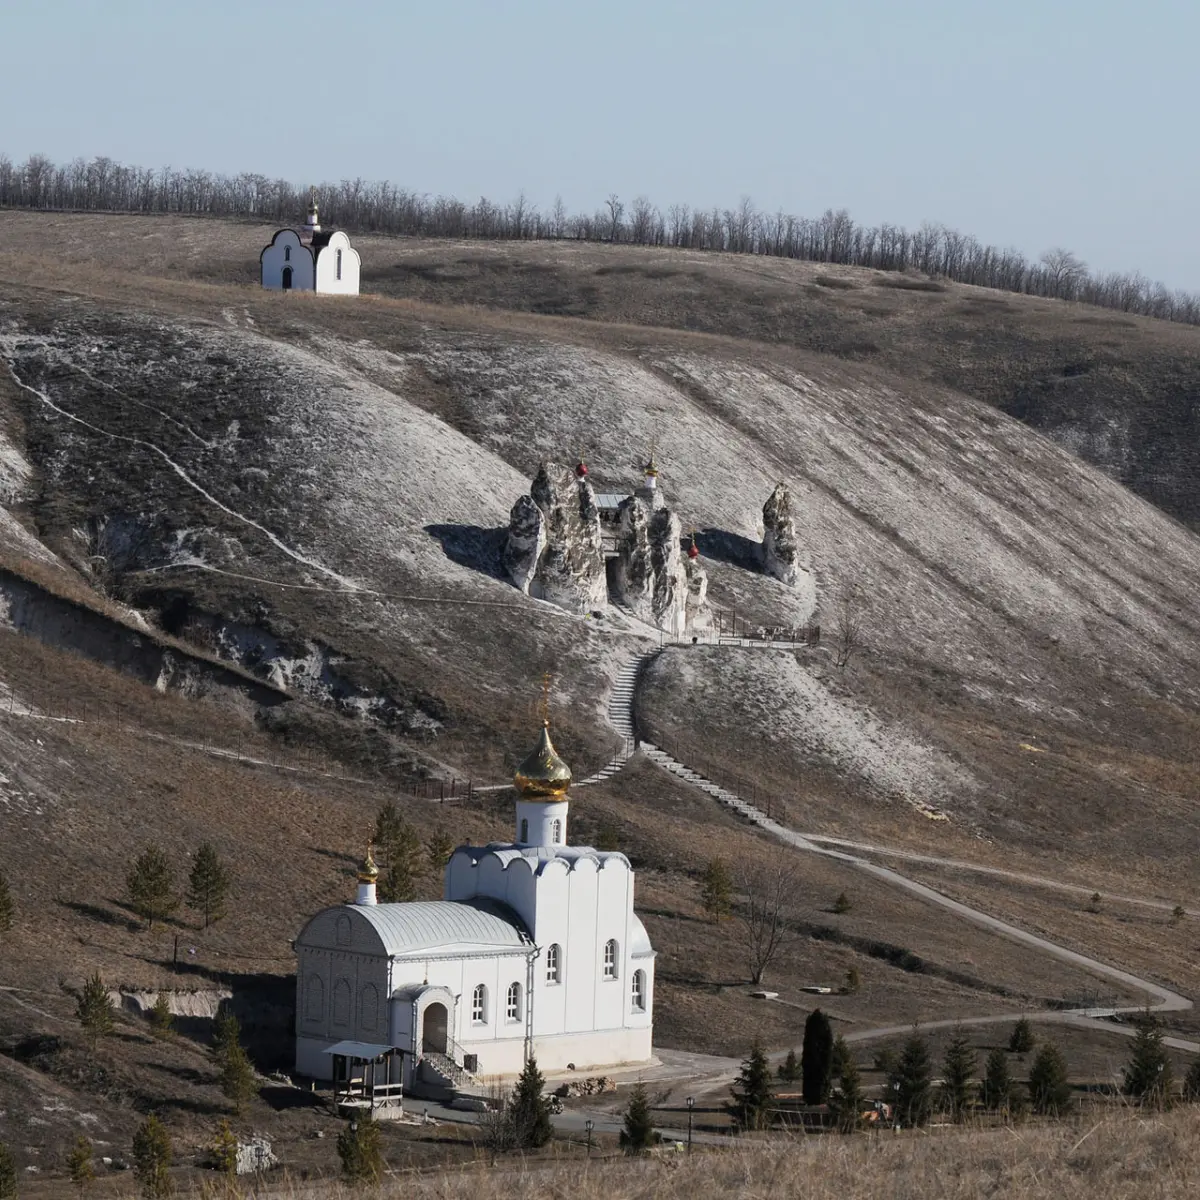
(294, 724, 655, 1087)
(260, 226, 360, 295)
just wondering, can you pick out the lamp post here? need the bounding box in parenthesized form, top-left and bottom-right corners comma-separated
(686, 1096, 695, 1154)
(585, 1118, 594, 1157)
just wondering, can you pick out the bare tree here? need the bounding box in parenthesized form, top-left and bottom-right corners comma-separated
(1040, 248, 1089, 299)
(605, 193, 624, 242)
(832, 586, 865, 671)
(736, 858, 800, 985)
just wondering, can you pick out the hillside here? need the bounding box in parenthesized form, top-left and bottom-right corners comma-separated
(0, 210, 1199, 1184)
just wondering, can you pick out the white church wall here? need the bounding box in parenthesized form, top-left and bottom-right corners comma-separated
(261, 230, 314, 291)
(313, 231, 361, 295)
(563, 858, 599, 1034)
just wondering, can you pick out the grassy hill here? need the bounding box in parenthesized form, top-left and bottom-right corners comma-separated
(0, 210, 1198, 1186)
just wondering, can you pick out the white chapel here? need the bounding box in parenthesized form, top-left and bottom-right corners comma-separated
(260, 191, 361, 295)
(294, 718, 655, 1094)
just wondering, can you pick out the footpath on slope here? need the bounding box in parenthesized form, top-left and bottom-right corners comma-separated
(607, 649, 1196, 1051)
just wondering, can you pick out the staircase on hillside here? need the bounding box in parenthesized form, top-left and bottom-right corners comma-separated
(574, 652, 653, 785)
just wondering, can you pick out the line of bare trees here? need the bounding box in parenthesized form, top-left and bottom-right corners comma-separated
(3, 151, 1198, 325)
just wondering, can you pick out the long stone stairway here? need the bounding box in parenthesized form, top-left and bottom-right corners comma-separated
(574, 652, 647, 786)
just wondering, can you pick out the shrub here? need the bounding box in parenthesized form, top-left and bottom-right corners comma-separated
(777, 1048, 800, 1083)
(66, 1136, 95, 1192)
(620, 1082, 662, 1155)
(337, 1116, 383, 1185)
(700, 857, 732, 922)
(728, 1040, 773, 1131)
(832, 891, 852, 914)
(149, 993, 174, 1040)
(0, 1142, 16, 1200)
(210, 1120, 237, 1178)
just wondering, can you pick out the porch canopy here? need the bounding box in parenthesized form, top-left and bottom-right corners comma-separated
(323, 1041, 398, 1061)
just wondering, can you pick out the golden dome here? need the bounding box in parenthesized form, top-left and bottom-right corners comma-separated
(358, 843, 379, 883)
(514, 721, 572, 799)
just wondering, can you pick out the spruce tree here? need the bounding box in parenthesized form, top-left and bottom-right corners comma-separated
(149, 993, 174, 1040)
(940, 1030, 977, 1122)
(700, 857, 732, 922)
(76, 972, 114, 1049)
(186, 843, 230, 929)
(131, 1116, 173, 1199)
(211, 1120, 238, 1179)
(1182, 1057, 1200, 1102)
(1124, 1017, 1173, 1109)
(508, 1056, 553, 1149)
(1028, 1043, 1071, 1116)
(1008, 1017, 1035, 1054)
(373, 804, 422, 903)
(212, 1010, 240, 1064)
(426, 830, 455, 874)
(979, 1046, 1013, 1112)
(830, 1052, 866, 1133)
(832, 891, 852, 914)
(831, 1034, 850, 1080)
(67, 1135, 95, 1192)
(0, 1143, 15, 1200)
(619, 1081, 661, 1154)
(220, 1043, 257, 1115)
(0, 870, 13, 934)
(728, 1039, 773, 1131)
(337, 1115, 383, 1184)
(777, 1048, 800, 1083)
(891, 1034, 934, 1128)
(801, 1009, 834, 1105)
(126, 846, 178, 930)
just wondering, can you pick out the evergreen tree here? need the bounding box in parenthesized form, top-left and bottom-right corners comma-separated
(843, 967, 861, 995)
(1123, 1017, 1174, 1109)
(890, 1034, 934, 1128)
(186, 843, 230, 930)
(210, 1120, 238, 1179)
(76, 972, 114, 1049)
(801, 1009, 834, 1105)
(336, 1115, 383, 1184)
(728, 1039, 773, 1131)
(67, 1135, 95, 1192)
(372, 800, 405, 850)
(979, 1046, 1013, 1112)
(508, 1056, 553, 1149)
(220, 1043, 257, 1115)
(1171, 905, 1186, 926)
(0, 870, 13, 934)
(131, 1116, 173, 1199)
(831, 1034, 850, 1080)
(832, 891, 852, 914)
(1008, 1017, 1035, 1055)
(126, 846, 178, 930)
(619, 1081, 662, 1154)
(940, 1030, 978, 1122)
(699, 857, 732, 923)
(829, 1052, 866, 1133)
(373, 804, 422, 903)
(149, 993, 174, 1040)
(1028, 1043, 1071, 1116)
(777, 1048, 800, 1083)
(0, 1143, 15, 1200)
(212, 1010, 240, 1064)
(426, 830, 455, 874)
(1182, 1057, 1200, 1103)
(595, 821, 622, 852)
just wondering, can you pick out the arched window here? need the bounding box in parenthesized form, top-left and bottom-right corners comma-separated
(631, 969, 646, 1012)
(284, 245, 291, 262)
(603, 938, 619, 980)
(332, 978, 351, 1026)
(520, 818, 529, 843)
(304, 974, 324, 1023)
(471, 984, 487, 1024)
(506, 981, 523, 1022)
(335, 914, 351, 946)
(551, 818, 562, 844)
(359, 984, 379, 1032)
(336, 248, 343, 280)
(546, 944, 561, 984)
(282, 265, 293, 290)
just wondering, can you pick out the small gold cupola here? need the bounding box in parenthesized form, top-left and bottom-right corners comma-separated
(355, 842, 379, 906)
(514, 720, 572, 799)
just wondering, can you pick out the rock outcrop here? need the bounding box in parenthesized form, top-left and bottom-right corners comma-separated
(685, 552, 709, 631)
(503, 462, 607, 613)
(761, 482, 802, 586)
(612, 498, 690, 636)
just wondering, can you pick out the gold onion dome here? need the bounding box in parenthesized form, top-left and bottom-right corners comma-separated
(358, 843, 379, 883)
(514, 721, 572, 799)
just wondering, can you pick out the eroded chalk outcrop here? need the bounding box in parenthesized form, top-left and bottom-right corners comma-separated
(612, 498, 690, 637)
(761, 482, 803, 587)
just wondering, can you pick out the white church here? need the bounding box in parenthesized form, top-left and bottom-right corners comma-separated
(260, 191, 361, 295)
(293, 717, 655, 1098)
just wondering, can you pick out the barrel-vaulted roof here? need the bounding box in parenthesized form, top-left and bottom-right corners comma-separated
(350, 898, 531, 958)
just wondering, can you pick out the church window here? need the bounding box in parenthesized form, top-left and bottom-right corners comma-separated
(332, 978, 351, 1026)
(304, 974, 324, 1023)
(506, 981, 523, 1022)
(336, 248, 343, 280)
(520, 818, 528, 843)
(551, 818, 562, 844)
(284, 245, 291, 261)
(471, 984, 487, 1024)
(359, 984, 379, 1032)
(603, 938, 619, 980)
(631, 970, 646, 1012)
(546, 944, 561, 984)
(335, 914, 351, 946)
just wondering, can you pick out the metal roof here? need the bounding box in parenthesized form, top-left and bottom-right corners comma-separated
(594, 492, 629, 511)
(323, 1040, 398, 1060)
(630, 914, 655, 959)
(352, 899, 532, 958)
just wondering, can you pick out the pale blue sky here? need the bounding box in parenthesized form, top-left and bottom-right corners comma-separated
(6, 0, 1199, 287)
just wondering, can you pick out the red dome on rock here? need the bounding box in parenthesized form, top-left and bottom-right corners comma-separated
(575, 460, 588, 477)
(688, 537, 699, 560)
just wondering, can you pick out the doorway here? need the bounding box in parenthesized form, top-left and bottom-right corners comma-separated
(422, 1002, 448, 1054)
(282, 266, 293, 290)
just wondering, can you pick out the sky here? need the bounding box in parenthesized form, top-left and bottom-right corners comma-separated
(6, 0, 1200, 288)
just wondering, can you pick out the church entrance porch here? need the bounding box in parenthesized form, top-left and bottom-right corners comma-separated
(421, 1002, 448, 1055)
